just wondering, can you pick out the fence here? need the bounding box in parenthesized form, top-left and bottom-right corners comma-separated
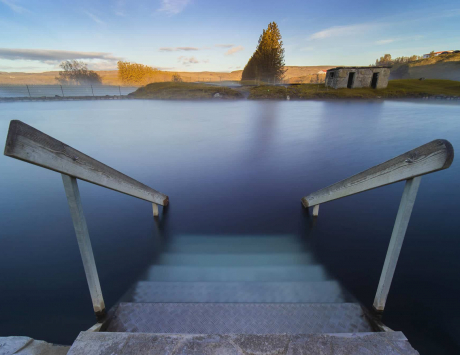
(0, 85, 139, 98)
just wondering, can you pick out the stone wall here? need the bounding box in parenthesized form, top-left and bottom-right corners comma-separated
(326, 68, 390, 89)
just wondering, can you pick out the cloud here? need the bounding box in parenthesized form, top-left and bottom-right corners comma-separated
(215, 44, 234, 48)
(85, 12, 105, 25)
(225, 45, 244, 56)
(309, 23, 376, 40)
(0, 0, 28, 13)
(0, 48, 120, 63)
(178, 56, 199, 64)
(157, 0, 190, 15)
(375, 39, 394, 45)
(160, 47, 200, 52)
(299, 46, 314, 51)
(113, 0, 126, 16)
(375, 35, 423, 45)
(177, 56, 209, 66)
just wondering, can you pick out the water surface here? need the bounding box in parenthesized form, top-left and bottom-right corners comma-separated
(0, 99, 459, 354)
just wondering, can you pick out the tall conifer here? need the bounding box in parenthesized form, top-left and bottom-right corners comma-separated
(241, 22, 285, 83)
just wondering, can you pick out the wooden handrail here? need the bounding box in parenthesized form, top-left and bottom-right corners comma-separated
(301, 139, 454, 314)
(4, 120, 169, 322)
(302, 139, 453, 208)
(4, 120, 169, 206)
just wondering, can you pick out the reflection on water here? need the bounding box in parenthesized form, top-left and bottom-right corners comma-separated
(0, 99, 459, 354)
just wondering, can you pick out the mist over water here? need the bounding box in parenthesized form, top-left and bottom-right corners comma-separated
(0, 99, 459, 354)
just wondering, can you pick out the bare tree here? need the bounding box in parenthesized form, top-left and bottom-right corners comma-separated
(56, 60, 102, 85)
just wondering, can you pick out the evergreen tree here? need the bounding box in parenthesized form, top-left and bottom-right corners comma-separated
(241, 22, 285, 83)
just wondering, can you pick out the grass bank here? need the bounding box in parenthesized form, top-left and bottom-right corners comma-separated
(129, 82, 243, 100)
(248, 80, 460, 100)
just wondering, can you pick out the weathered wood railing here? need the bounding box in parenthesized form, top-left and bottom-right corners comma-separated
(4, 120, 169, 321)
(302, 139, 454, 313)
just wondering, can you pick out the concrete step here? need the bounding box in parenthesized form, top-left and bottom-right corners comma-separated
(156, 253, 316, 266)
(122, 281, 354, 303)
(68, 331, 419, 355)
(107, 302, 373, 334)
(141, 265, 331, 282)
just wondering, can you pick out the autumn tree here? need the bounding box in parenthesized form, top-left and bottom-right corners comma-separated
(117, 61, 162, 85)
(56, 60, 102, 85)
(242, 22, 285, 83)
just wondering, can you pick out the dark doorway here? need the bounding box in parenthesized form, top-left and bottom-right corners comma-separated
(347, 72, 355, 88)
(371, 73, 379, 89)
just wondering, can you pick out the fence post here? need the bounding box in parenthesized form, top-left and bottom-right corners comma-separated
(91, 85, 94, 97)
(118, 86, 121, 96)
(373, 176, 422, 312)
(60, 85, 64, 97)
(26, 85, 31, 97)
(61, 174, 106, 321)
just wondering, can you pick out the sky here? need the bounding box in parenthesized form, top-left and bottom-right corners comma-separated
(0, 0, 459, 72)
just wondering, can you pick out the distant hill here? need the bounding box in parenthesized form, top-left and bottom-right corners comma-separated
(0, 66, 336, 85)
(390, 52, 460, 81)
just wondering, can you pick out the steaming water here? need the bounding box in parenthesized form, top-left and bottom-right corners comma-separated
(0, 99, 459, 354)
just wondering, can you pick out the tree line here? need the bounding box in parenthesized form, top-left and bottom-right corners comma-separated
(242, 22, 285, 83)
(373, 53, 424, 66)
(55, 60, 183, 86)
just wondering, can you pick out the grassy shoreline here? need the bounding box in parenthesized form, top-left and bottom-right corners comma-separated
(1, 80, 459, 102)
(247, 80, 460, 100)
(129, 82, 243, 100)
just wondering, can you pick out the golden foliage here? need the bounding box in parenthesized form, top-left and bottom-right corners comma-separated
(117, 61, 164, 85)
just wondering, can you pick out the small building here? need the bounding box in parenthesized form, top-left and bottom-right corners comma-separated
(423, 50, 454, 58)
(325, 67, 390, 89)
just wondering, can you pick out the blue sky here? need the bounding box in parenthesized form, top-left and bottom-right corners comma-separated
(0, 0, 459, 72)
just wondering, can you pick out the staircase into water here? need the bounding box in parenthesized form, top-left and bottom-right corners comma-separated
(69, 234, 418, 354)
(5, 121, 452, 354)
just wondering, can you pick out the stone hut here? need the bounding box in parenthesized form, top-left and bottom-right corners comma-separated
(325, 67, 390, 89)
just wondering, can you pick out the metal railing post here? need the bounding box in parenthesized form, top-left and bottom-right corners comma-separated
(373, 176, 422, 312)
(61, 174, 106, 321)
(60, 85, 64, 97)
(26, 85, 31, 97)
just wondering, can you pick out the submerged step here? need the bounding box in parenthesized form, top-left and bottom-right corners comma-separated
(156, 253, 316, 266)
(68, 332, 419, 355)
(166, 235, 306, 253)
(107, 302, 373, 334)
(141, 265, 330, 282)
(122, 281, 353, 303)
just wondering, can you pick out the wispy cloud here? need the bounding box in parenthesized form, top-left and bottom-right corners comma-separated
(215, 44, 234, 48)
(375, 35, 423, 45)
(160, 47, 200, 52)
(375, 39, 395, 45)
(85, 12, 105, 25)
(157, 0, 190, 15)
(0, 48, 120, 63)
(0, 0, 28, 14)
(113, 0, 126, 16)
(177, 56, 209, 66)
(225, 45, 244, 56)
(309, 23, 376, 40)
